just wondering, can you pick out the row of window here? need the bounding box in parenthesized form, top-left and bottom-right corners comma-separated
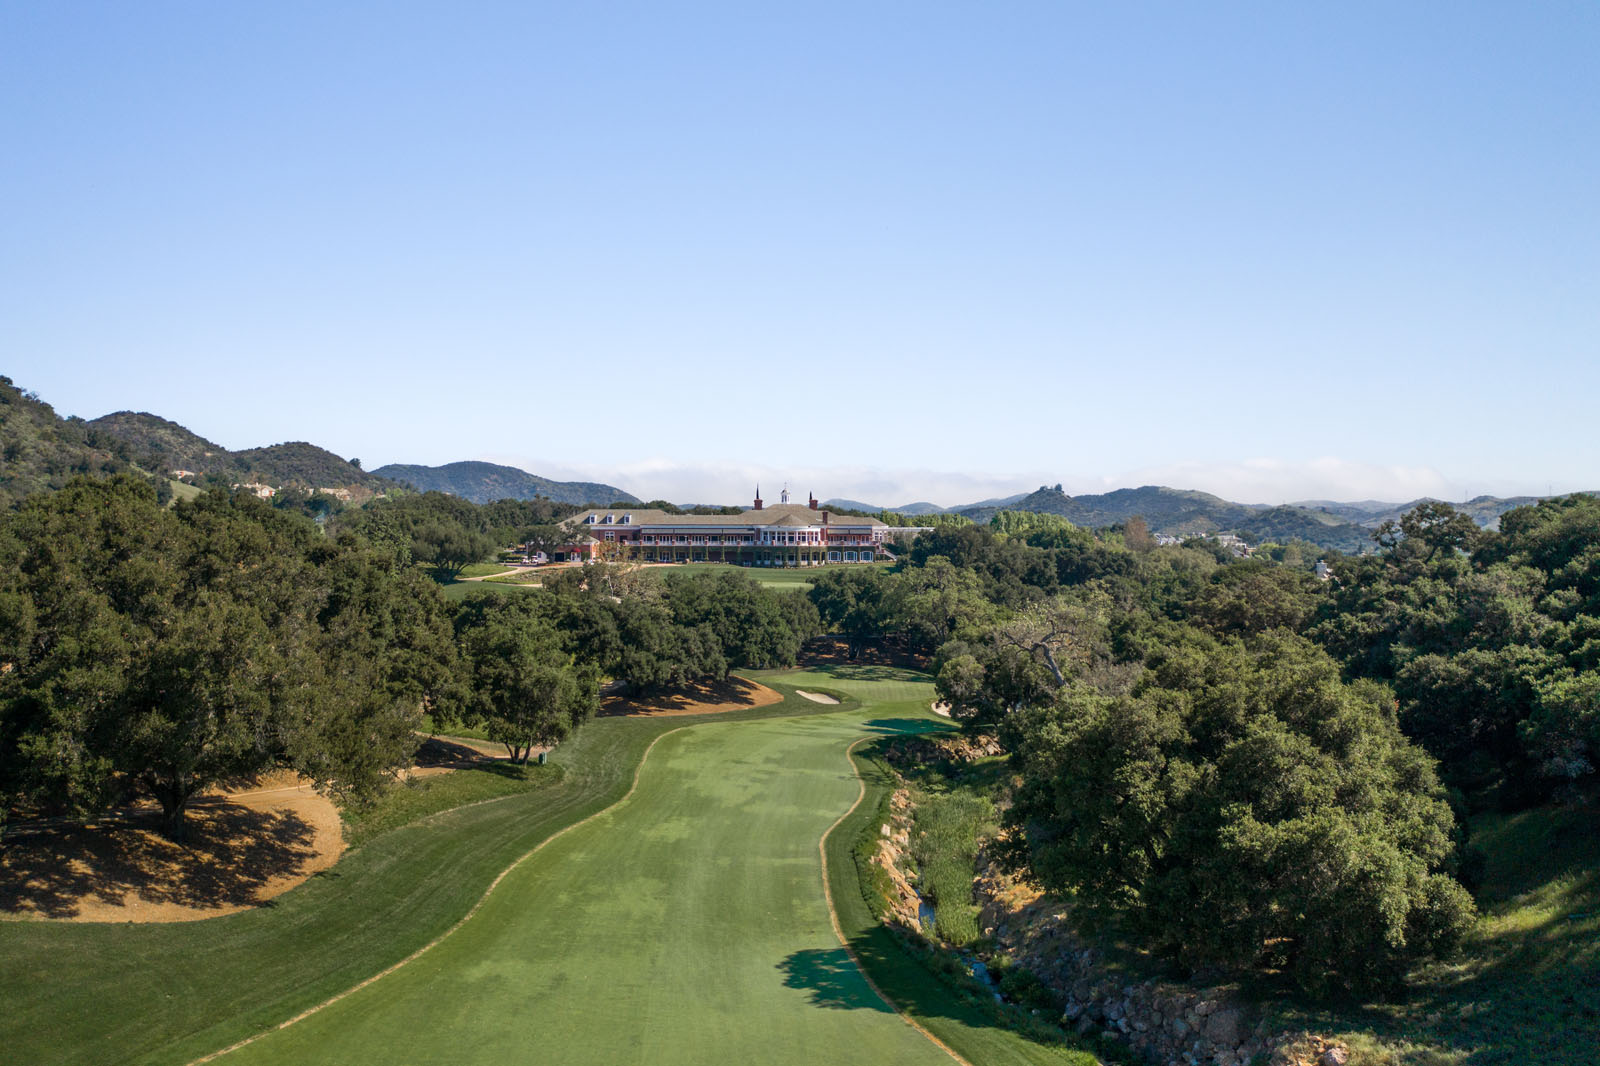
(635, 550, 876, 564)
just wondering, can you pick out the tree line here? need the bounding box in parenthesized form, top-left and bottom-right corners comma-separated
(809, 496, 1600, 994)
(0, 478, 819, 839)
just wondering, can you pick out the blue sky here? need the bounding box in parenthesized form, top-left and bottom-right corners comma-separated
(4, 3, 1596, 506)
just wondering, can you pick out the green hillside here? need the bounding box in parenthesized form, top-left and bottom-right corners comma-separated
(371, 459, 637, 505)
(957, 485, 1373, 552)
(0, 378, 143, 505)
(87, 411, 397, 495)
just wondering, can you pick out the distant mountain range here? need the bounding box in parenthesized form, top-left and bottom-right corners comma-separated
(0, 376, 1586, 549)
(826, 485, 1588, 554)
(371, 461, 637, 506)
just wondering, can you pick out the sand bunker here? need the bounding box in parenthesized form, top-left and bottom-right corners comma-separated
(795, 690, 840, 704)
(0, 770, 344, 924)
(931, 701, 952, 718)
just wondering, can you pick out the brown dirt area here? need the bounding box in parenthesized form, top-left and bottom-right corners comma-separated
(0, 770, 344, 923)
(599, 674, 782, 717)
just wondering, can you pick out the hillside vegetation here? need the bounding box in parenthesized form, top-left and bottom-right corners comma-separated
(88, 411, 395, 496)
(812, 495, 1600, 1062)
(0, 378, 144, 505)
(371, 459, 637, 505)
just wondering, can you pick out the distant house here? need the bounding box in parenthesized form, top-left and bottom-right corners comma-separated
(170, 469, 198, 480)
(233, 482, 277, 499)
(316, 487, 354, 501)
(1314, 559, 1333, 581)
(1210, 534, 1250, 557)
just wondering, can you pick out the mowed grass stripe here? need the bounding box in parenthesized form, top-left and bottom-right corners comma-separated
(187, 726, 693, 1065)
(4, 671, 1093, 1066)
(216, 710, 955, 1066)
(0, 694, 832, 1066)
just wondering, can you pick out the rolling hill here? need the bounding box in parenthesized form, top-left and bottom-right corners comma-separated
(88, 412, 394, 495)
(954, 485, 1377, 553)
(370, 460, 637, 506)
(0, 378, 142, 504)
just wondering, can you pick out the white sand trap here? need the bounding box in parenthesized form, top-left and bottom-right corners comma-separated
(931, 701, 952, 718)
(795, 690, 840, 704)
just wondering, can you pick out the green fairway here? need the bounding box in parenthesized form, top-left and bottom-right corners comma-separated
(2, 671, 1089, 1066)
(221, 709, 951, 1066)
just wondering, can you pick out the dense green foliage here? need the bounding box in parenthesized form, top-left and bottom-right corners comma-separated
(330, 491, 575, 579)
(826, 496, 1600, 995)
(1314, 494, 1600, 805)
(0, 476, 456, 838)
(452, 595, 600, 762)
(1002, 628, 1473, 992)
(0, 377, 145, 504)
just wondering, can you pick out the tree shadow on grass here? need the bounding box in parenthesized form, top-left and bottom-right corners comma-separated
(0, 803, 318, 920)
(778, 947, 896, 1012)
(861, 718, 954, 738)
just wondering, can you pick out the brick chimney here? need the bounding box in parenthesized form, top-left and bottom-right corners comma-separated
(809, 492, 818, 510)
(753, 485, 763, 511)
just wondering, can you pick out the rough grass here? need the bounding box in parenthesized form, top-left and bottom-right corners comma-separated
(1258, 796, 1600, 1065)
(657, 562, 821, 590)
(907, 780, 995, 947)
(483, 568, 545, 584)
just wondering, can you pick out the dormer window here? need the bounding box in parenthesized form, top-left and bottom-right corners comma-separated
(603, 514, 615, 524)
(620, 514, 631, 524)
(584, 514, 597, 523)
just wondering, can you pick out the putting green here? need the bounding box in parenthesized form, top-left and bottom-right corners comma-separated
(218, 706, 956, 1065)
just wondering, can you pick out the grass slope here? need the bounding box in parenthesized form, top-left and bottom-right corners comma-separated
(1, 670, 1094, 1066)
(0, 704, 783, 1065)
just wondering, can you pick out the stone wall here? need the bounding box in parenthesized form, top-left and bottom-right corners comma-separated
(975, 854, 1348, 1066)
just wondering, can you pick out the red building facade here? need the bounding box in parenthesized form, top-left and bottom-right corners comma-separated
(559, 489, 890, 567)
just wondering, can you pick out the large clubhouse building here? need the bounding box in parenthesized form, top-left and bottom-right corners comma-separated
(558, 488, 891, 567)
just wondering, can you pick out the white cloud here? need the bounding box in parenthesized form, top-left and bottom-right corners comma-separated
(475, 452, 1552, 509)
(477, 454, 1046, 509)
